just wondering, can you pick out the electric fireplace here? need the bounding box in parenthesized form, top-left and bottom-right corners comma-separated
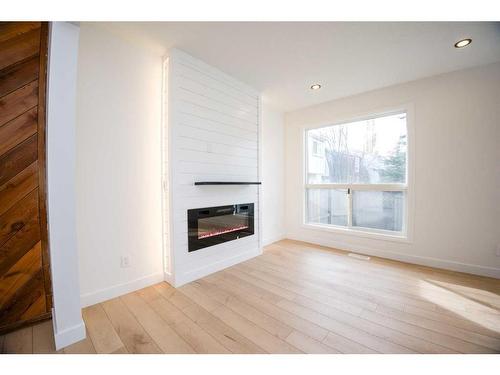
(188, 203, 254, 252)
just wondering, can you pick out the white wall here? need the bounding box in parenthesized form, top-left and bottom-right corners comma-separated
(285, 62, 500, 278)
(262, 105, 285, 245)
(76, 24, 164, 306)
(47, 22, 85, 350)
(166, 49, 261, 287)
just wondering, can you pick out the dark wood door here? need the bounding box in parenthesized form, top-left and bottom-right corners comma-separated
(0, 22, 51, 334)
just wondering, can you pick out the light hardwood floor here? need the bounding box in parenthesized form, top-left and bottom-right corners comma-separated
(1, 239, 500, 354)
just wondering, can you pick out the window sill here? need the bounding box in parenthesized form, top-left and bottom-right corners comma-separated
(302, 223, 411, 244)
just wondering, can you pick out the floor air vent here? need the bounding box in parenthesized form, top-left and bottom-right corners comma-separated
(348, 253, 371, 261)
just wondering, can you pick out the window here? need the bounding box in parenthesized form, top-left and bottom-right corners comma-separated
(311, 139, 322, 157)
(305, 112, 408, 237)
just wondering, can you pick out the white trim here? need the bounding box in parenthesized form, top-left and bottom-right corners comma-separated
(173, 248, 262, 287)
(301, 106, 412, 131)
(301, 104, 415, 243)
(166, 54, 178, 285)
(163, 270, 173, 284)
(161, 56, 169, 279)
(305, 183, 407, 191)
(257, 94, 263, 253)
(302, 223, 409, 243)
(46, 22, 84, 351)
(80, 272, 164, 307)
(286, 235, 500, 279)
(51, 309, 86, 350)
(263, 233, 286, 246)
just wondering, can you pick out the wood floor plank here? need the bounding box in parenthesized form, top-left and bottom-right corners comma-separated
(32, 319, 55, 353)
(322, 331, 378, 354)
(214, 269, 284, 304)
(138, 286, 189, 325)
(276, 297, 415, 353)
(154, 283, 194, 310)
(273, 241, 500, 304)
(371, 304, 499, 352)
(82, 304, 125, 354)
(2, 325, 32, 353)
(238, 257, 468, 353)
(137, 286, 230, 353)
(292, 295, 457, 353)
(2, 239, 498, 354)
(226, 266, 296, 300)
(177, 283, 223, 312)
(62, 329, 96, 354)
(120, 292, 194, 353)
(169, 317, 230, 354)
(101, 297, 161, 354)
(194, 279, 294, 340)
(255, 251, 434, 312)
(242, 259, 366, 315)
(210, 273, 329, 341)
(285, 330, 340, 354)
(182, 302, 266, 353)
(403, 303, 500, 339)
(111, 346, 129, 354)
(249, 256, 406, 313)
(263, 248, 500, 339)
(269, 243, 433, 295)
(203, 304, 301, 353)
(221, 264, 449, 353)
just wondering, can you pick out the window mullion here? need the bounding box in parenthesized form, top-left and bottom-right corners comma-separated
(347, 186, 353, 228)
(305, 183, 407, 191)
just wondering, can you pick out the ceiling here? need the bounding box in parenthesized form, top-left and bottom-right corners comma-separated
(101, 22, 500, 112)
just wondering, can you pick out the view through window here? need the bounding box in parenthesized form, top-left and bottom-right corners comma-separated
(305, 112, 408, 235)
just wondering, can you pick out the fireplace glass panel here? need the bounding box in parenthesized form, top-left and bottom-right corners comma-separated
(198, 213, 250, 239)
(188, 203, 255, 252)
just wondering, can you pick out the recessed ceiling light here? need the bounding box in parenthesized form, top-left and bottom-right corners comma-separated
(310, 84, 322, 90)
(454, 38, 472, 48)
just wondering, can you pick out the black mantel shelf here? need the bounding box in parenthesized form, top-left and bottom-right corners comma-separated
(194, 181, 262, 186)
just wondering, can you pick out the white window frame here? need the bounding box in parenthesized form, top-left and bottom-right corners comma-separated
(311, 139, 322, 157)
(302, 106, 415, 243)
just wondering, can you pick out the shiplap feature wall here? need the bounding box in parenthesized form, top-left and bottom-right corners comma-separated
(164, 49, 262, 287)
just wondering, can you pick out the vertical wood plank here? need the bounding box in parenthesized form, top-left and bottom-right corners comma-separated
(36, 22, 51, 315)
(0, 21, 50, 333)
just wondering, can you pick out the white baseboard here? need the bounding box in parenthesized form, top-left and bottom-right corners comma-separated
(173, 248, 262, 287)
(286, 234, 500, 279)
(262, 233, 286, 247)
(164, 270, 173, 284)
(80, 272, 164, 307)
(51, 309, 86, 350)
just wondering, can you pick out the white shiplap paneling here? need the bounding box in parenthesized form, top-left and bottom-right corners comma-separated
(165, 49, 261, 286)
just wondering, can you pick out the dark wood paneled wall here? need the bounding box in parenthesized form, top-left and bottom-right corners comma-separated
(0, 22, 51, 334)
